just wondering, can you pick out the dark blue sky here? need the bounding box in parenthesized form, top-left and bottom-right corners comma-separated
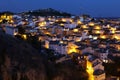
(0, 0, 120, 17)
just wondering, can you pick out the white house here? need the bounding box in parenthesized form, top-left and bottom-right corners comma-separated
(5, 26, 18, 36)
(49, 41, 68, 54)
(64, 23, 77, 29)
(38, 16, 45, 21)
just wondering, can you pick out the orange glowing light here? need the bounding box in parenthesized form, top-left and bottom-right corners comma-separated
(86, 60, 94, 80)
(73, 29, 78, 32)
(67, 43, 78, 54)
(89, 22, 95, 26)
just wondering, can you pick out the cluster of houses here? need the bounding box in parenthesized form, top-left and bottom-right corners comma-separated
(0, 13, 120, 80)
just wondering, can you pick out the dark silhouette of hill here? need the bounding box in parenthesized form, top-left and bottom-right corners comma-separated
(0, 31, 47, 80)
(25, 8, 72, 17)
(0, 11, 14, 15)
(0, 31, 88, 80)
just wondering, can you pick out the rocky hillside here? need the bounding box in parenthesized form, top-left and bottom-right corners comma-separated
(0, 31, 88, 80)
(0, 31, 47, 80)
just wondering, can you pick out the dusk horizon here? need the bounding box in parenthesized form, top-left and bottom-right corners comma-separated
(0, 0, 120, 17)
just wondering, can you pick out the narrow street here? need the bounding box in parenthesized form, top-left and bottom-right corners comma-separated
(86, 60, 94, 80)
